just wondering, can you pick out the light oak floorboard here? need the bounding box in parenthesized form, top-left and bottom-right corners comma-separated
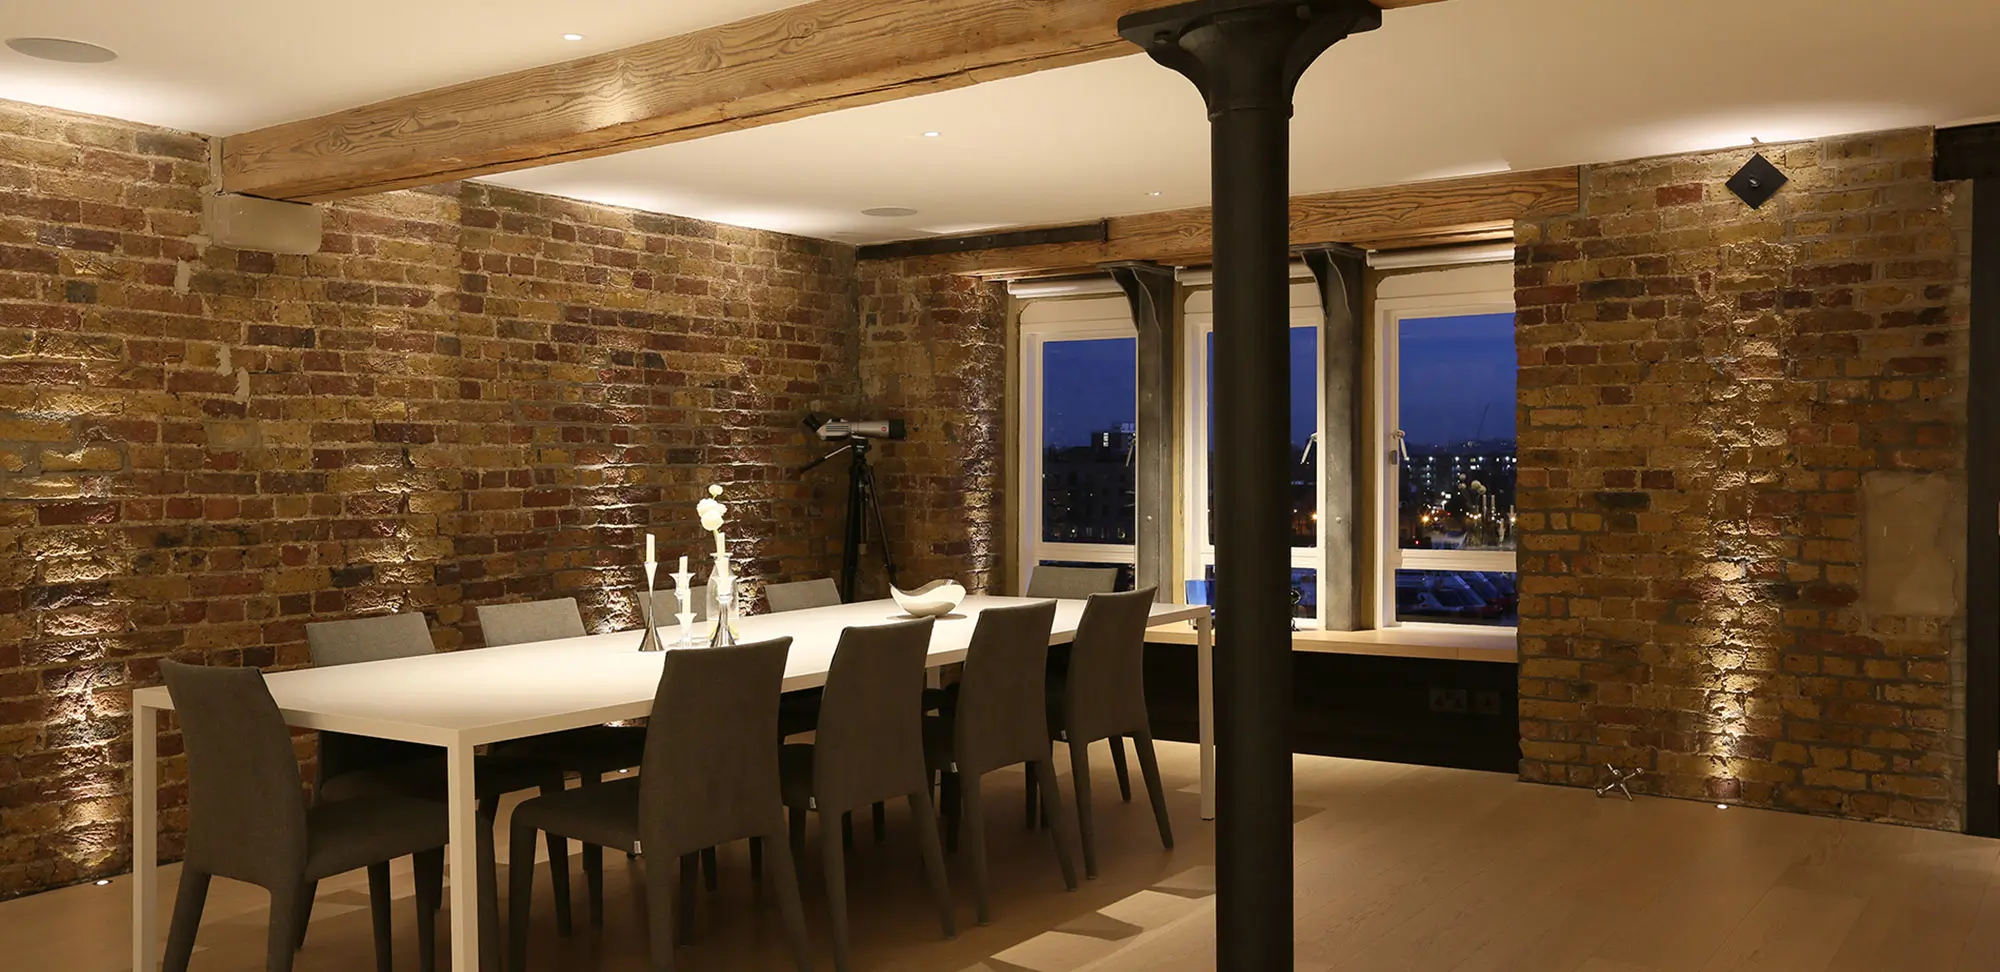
(7, 744, 1994, 972)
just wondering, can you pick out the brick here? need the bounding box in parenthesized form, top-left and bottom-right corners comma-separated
(1515, 128, 1966, 832)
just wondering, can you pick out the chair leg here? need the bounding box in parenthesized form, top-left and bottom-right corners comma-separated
(540, 779, 573, 936)
(941, 771, 961, 854)
(162, 867, 211, 972)
(582, 843, 605, 928)
(763, 829, 814, 972)
(840, 811, 854, 851)
(822, 812, 853, 972)
(908, 791, 956, 940)
(508, 822, 538, 971)
(642, 854, 678, 972)
(367, 864, 393, 972)
(1108, 735, 1132, 802)
(1023, 762, 1036, 828)
(414, 849, 443, 972)
(678, 853, 701, 944)
(872, 800, 887, 843)
(961, 771, 991, 926)
(1031, 759, 1080, 892)
(788, 806, 807, 869)
(701, 846, 719, 892)
(1132, 732, 1175, 849)
(292, 880, 317, 951)
(749, 837, 764, 882)
(1068, 736, 1100, 880)
(266, 883, 309, 972)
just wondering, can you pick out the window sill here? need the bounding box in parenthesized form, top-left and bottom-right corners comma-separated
(1144, 620, 1517, 664)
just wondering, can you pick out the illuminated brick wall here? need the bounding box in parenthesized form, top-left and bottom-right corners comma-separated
(1515, 129, 1973, 828)
(853, 262, 1009, 599)
(0, 99, 1019, 897)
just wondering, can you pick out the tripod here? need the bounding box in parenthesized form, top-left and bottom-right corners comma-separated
(803, 437, 897, 602)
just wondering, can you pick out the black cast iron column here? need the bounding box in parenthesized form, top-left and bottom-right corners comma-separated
(1116, 2, 1379, 968)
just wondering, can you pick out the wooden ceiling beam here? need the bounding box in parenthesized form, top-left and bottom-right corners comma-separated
(867, 166, 1578, 277)
(219, 0, 1454, 202)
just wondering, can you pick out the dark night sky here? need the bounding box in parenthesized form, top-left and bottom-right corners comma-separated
(1398, 313, 1516, 447)
(1039, 314, 1513, 450)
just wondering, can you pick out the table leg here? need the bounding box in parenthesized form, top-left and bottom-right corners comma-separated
(1197, 612, 1215, 821)
(132, 702, 158, 972)
(446, 742, 480, 972)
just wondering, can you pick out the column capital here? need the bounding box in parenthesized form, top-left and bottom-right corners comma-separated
(1117, 0, 1381, 116)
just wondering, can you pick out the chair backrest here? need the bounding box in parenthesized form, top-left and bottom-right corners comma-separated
(476, 597, 586, 647)
(953, 600, 1059, 776)
(639, 637, 793, 856)
(1063, 587, 1160, 741)
(813, 619, 934, 812)
(1026, 565, 1120, 599)
(765, 577, 842, 613)
(304, 613, 440, 786)
(305, 612, 433, 666)
(159, 660, 308, 888)
(648, 586, 708, 624)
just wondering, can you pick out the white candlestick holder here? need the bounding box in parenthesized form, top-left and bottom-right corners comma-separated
(670, 566, 695, 648)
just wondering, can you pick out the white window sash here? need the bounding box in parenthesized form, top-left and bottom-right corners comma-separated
(1375, 284, 1519, 628)
(1018, 303, 1139, 592)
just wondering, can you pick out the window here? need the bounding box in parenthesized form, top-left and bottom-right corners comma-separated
(1019, 297, 1137, 590)
(1377, 266, 1517, 628)
(1185, 282, 1323, 625)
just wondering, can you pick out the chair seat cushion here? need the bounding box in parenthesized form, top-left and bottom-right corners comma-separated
(511, 777, 644, 853)
(304, 796, 447, 880)
(494, 724, 648, 776)
(319, 753, 561, 805)
(778, 743, 817, 809)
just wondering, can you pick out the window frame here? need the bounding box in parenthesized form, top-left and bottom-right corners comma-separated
(1373, 277, 1518, 629)
(1182, 282, 1326, 628)
(1017, 297, 1140, 593)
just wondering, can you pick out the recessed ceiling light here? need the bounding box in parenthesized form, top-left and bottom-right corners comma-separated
(94, 879, 112, 886)
(5, 37, 118, 64)
(1715, 803, 1729, 810)
(1148, 191, 1163, 197)
(922, 131, 941, 138)
(861, 207, 919, 218)
(562, 33, 585, 41)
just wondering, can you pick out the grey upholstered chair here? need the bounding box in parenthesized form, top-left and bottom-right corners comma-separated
(764, 577, 842, 613)
(158, 660, 449, 972)
(779, 619, 954, 970)
(305, 613, 573, 946)
(1024, 565, 1120, 599)
(1046, 587, 1173, 879)
(924, 600, 1079, 925)
(1020, 565, 1136, 825)
(474, 597, 588, 647)
(474, 597, 650, 904)
(647, 586, 708, 624)
(506, 638, 813, 972)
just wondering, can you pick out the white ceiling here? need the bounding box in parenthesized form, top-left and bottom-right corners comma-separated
(6, 0, 2000, 244)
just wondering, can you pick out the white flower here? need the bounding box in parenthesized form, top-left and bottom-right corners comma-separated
(697, 485, 726, 533)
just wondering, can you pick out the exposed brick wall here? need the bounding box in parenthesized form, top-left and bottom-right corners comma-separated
(1514, 129, 1972, 828)
(0, 98, 892, 896)
(853, 261, 1008, 598)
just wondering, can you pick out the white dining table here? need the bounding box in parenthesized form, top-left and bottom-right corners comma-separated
(129, 595, 1212, 972)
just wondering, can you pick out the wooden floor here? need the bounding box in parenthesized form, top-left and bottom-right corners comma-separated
(6, 743, 1997, 972)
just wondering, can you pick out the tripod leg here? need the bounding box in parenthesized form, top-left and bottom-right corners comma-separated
(859, 461, 898, 591)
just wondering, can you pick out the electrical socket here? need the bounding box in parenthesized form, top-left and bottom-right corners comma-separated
(1474, 690, 1503, 716)
(1428, 687, 1469, 714)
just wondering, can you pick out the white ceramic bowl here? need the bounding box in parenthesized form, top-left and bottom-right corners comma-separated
(891, 579, 966, 617)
